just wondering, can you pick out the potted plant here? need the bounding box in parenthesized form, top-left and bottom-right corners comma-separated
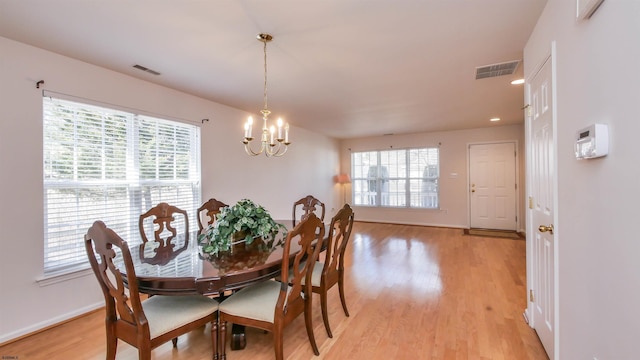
(198, 199, 287, 256)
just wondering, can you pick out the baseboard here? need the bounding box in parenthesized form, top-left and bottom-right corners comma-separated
(522, 307, 533, 327)
(355, 219, 468, 229)
(0, 302, 104, 345)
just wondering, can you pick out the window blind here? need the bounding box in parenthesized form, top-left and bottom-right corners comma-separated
(43, 97, 201, 275)
(351, 147, 439, 208)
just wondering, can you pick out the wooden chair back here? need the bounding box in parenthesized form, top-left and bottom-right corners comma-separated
(292, 195, 325, 226)
(323, 204, 355, 281)
(218, 213, 324, 360)
(197, 198, 228, 231)
(313, 203, 355, 338)
(138, 202, 189, 245)
(278, 212, 325, 319)
(85, 221, 152, 351)
(85, 220, 218, 359)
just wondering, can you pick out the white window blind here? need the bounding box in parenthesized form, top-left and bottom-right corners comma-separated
(351, 147, 439, 208)
(43, 96, 201, 276)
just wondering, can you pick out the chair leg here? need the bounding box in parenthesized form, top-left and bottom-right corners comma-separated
(138, 345, 151, 360)
(220, 320, 227, 360)
(212, 318, 218, 360)
(106, 332, 117, 360)
(338, 271, 349, 317)
(172, 337, 178, 347)
(320, 289, 333, 338)
(274, 325, 285, 360)
(305, 297, 320, 355)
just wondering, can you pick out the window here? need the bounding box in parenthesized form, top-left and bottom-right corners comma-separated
(43, 96, 201, 276)
(351, 147, 439, 208)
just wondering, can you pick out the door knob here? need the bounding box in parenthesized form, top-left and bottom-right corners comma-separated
(471, 189, 475, 193)
(538, 224, 554, 234)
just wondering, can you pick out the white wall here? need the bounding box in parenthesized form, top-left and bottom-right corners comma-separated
(525, 1, 640, 359)
(340, 124, 525, 230)
(0, 36, 339, 343)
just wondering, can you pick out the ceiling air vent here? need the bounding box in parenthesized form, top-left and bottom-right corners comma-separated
(133, 64, 161, 76)
(475, 60, 520, 80)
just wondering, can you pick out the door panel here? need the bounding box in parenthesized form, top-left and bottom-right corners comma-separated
(529, 55, 555, 358)
(469, 142, 517, 230)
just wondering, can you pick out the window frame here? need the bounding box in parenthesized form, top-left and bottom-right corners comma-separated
(351, 147, 440, 209)
(42, 95, 202, 277)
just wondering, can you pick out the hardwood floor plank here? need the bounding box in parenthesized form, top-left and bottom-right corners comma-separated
(0, 222, 548, 360)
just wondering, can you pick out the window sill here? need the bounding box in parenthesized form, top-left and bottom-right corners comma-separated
(352, 205, 442, 211)
(36, 267, 93, 287)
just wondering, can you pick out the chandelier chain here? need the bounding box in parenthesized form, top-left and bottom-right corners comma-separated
(263, 39, 268, 112)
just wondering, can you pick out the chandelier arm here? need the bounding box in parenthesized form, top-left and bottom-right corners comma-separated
(244, 138, 289, 157)
(270, 144, 288, 157)
(244, 140, 267, 156)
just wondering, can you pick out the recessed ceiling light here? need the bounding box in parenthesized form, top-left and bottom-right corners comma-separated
(511, 79, 525, 85)
(490, 118, 501, 122)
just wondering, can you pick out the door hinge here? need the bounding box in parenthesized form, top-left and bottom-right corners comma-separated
(530, 289, 534, 302)
(515, 183, 517, 190)
(515, 216, 518, 222)
(528, 196, 533, 209)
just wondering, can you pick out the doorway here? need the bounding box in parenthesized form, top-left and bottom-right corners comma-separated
(468, 142, 517, 231)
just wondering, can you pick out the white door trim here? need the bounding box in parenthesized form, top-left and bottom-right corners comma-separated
(466, 140, 520, 231)
(525, 41, 560, 360)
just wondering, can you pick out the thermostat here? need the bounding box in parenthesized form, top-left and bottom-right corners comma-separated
(575, 124, 608, 159)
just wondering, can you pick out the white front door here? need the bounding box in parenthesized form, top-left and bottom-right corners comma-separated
(528, 53, 555, 359)
(469, 142, 517, 230)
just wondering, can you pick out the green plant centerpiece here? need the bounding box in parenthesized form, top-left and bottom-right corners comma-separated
(198, 199, 287, 256)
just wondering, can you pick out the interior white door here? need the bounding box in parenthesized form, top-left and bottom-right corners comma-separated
(469, 142, 517, 230)
(529, 55, 555, 358)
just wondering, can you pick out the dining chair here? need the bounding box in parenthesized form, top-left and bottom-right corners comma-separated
(197, 198, 228, 231)
(306, 203, 355, 338)
(217, 213, 325, 360)
(292, 195, 325, 226)
(84, 220, 218, 360)
(139, 202, 189, 247)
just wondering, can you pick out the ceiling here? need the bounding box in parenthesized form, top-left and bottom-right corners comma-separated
(0, 0, 547, 139)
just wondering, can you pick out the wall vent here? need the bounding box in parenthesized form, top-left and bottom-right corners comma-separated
(133, 64, 161, 76)
(475, 60, 520, 79)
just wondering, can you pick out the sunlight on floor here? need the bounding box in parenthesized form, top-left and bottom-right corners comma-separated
(349, 233, 442, 297)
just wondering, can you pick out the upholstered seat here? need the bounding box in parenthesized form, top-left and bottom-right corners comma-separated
(142, 295, 218, 339)
(218, 281, 285, 323)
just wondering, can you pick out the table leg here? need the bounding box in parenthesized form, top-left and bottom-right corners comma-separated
(230, 323, 246, 350)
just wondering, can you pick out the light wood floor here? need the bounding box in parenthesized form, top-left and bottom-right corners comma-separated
(0, 222, 548, 360)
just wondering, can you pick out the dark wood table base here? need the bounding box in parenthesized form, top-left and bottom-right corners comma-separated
(230, 324, 247, 350)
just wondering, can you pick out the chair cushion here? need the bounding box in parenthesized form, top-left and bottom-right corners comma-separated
(290, 261, 323, 287)
(219, 280, 289, 323)
(142, 295, 218, 339)
(307, 262, 324, 287)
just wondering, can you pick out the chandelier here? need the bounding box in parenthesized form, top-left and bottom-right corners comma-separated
(242, 33, 290, 157)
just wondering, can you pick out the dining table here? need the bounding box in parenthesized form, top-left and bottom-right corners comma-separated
(123, 220, 327, 351)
